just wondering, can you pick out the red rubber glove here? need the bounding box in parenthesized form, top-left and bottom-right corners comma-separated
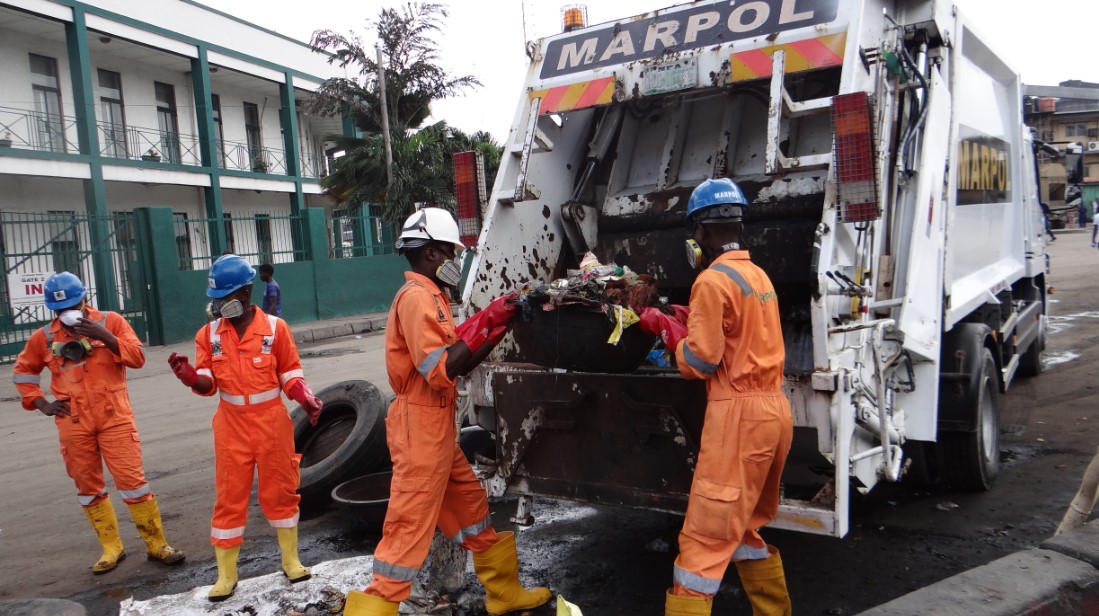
(167, 352, 199, 388)
(486, 324, 509, 348)
(638, 307, 688, 350)
(288, 380, 323, 426)
(456, 294, 518, 352)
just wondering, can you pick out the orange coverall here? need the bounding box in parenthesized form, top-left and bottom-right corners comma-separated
(13, 307, 154, 507)
(671, 250, 794, 597)
(366, 272, 498, 602)
(193, 306, 305, 548)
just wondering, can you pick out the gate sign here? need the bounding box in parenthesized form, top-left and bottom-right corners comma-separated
(7, 272, 50, 307)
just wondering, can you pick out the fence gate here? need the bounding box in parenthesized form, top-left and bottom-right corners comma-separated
(1, 211, 148, 363)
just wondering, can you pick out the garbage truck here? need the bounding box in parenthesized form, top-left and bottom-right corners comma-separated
(457, 0, 1049, 538)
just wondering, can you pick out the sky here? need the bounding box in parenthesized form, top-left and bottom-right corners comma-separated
(194, 0, 1099, 141)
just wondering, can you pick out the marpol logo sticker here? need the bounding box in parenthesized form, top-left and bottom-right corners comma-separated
(53, 291, 66, 300)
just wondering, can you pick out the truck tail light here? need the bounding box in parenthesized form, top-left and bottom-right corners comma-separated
(453, 150, 485, 247)
(831, 92, 880, 223)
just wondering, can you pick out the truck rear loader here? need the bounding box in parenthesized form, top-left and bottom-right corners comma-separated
(457, 0, 1049, 537)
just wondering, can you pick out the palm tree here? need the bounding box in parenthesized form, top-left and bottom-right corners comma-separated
(307, 3, 497, 223)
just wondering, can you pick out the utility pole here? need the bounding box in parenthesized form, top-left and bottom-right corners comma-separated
(376, 44, 393, 185)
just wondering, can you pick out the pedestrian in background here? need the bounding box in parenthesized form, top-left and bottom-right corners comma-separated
(167, 254, 323, 602)
(639, 179, 793, 616)
(343, 208, 551, 616)
(259, 263, 281, 317)
(12, 272, 184, 575)
(1041, 203, 1056, 242)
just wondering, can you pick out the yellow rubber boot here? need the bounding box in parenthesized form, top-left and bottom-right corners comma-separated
(276, 526, 311, 583)
(127, 497, 185, 565)
(472, 531, 552, 615)
(343, 590, 399, 616)
(734, 545, 792, 616)
(665, 589, 713, 616)
(208, 546, 240, 602)
(82, 498, 126, 574)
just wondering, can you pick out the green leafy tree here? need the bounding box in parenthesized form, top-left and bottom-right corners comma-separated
(307, 3, 499, 222)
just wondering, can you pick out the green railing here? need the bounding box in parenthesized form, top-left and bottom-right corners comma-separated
(0, 105, 80, 153)
(173, 211, 306, 272)
(330, 207, 395, 259)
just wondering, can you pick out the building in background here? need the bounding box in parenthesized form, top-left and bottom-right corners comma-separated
(0, 0, 397, 358)
(1024, 80, 1099, 228)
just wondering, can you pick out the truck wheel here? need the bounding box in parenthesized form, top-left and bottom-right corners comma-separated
(1017, 314, 1046, 377)
(292, 380, 389, 508)
(940, 348, 1000, 490)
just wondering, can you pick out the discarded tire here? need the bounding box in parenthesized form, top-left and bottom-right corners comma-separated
(292, 380, 389, 508)
(331, 471, 392, 534)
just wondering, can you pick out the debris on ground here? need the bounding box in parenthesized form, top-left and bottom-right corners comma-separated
(935, 501, 960, 512)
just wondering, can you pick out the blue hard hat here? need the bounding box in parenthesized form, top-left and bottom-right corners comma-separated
(206, 254, 256, 298)
(44, 272, 87, 310)
(686, 178, 749, 225)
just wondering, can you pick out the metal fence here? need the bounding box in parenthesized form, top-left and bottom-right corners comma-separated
(0, 105, 80, 153)
(0, 210, 145, 360)
(173, 211, 306, 272)
(330, 207, 395, 258)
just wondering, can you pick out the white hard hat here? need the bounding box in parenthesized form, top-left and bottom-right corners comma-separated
(395, 207, 465, 253)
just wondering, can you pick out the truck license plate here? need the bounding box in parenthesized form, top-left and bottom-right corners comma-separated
(642, 58, 698, 96)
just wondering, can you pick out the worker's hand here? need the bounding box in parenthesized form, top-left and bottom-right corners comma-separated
(486, 324, 510, 348)
(167, 352, 199, 388)
(288, 380, 323, 426)
(71, 317, 114, 343)
(638, 307, 688, 350)
(36, 398, 71, 418)
(456, 294, 519, 353)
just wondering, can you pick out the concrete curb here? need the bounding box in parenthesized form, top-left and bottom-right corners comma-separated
(290, 314, 388, 345)
(858, 520, 1099, 615)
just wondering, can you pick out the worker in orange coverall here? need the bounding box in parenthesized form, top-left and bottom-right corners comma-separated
(639, 178, 794, 616)
(12, 272, 184, 575)
(343, 208, 552, 616)
(166, 254, 323, 602)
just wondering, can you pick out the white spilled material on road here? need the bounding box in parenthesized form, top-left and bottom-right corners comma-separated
(1043, 350, 1080, 369)
(118, 555, 374, 616)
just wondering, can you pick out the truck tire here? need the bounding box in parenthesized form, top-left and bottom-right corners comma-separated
(939, 347, 1001, 490)
(1017, 314, 1046, 378)
(292, 380, 389, 508)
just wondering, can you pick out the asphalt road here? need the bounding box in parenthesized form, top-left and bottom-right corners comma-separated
(2, 229, 1097, 616)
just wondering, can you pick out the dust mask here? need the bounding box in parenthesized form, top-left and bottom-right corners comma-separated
(685, 239, 703, 270)
(59, 310, 83, 327)
(211, 298, 245, 319)
(436, 259, 462, 288)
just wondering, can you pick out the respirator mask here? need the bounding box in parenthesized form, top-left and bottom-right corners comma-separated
(685, 239, 704, 270)
(436, 259, 463, 288)
(52, 338, 93, 362)
(59, 309, 83, 327)
(209, 297, 245, 319)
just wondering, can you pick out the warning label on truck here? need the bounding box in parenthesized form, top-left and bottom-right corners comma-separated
(540, 0, 838, 79)
(956, 127, 1012, 206)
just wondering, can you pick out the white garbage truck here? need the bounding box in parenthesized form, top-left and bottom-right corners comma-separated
(457, 0, 1049, 538)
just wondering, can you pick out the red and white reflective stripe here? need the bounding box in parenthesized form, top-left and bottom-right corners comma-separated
(220, 387, 281, 406)
(279, 369, 304, 386)
(210, 525, 245, 540)
(268, 513, 300, 529)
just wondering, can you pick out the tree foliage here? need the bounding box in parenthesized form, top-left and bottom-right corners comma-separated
(306, 3, 499, 222)
(321, 122, 502, 222)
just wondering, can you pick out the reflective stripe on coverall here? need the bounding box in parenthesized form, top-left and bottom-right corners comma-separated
(366, 272, 498, 602)
(12, 308, 153, 507)
(671, 251, 794, 597)
(194, 306, 305, 548)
